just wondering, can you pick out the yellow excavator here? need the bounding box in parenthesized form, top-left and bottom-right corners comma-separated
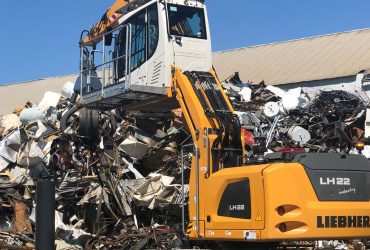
(71, 0, 370, 244)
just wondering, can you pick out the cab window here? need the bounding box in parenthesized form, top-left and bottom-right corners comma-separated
(148, 4, 159, 58)
(130, 11, 146, 70)
(168, 4, 207, 39)
(115, 3, 159, 81)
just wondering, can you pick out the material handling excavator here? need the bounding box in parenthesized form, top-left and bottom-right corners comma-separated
(68, 0, 370, 245)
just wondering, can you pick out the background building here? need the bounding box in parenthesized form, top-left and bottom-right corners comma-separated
(213, 28, 370, 99)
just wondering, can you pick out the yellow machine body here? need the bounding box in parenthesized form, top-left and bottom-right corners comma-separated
(171, 68, 370, 242)
(191, 163, 370, 241)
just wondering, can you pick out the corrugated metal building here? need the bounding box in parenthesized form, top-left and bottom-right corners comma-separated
(212, 28, 370, 99)
(213, 28, 370, 86)
(0, 75, 78, 115)
(2, 28, 370, 114)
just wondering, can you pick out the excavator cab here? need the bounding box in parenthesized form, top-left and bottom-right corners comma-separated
(72, 0, 370, 245)
(75, 0, 211, 110)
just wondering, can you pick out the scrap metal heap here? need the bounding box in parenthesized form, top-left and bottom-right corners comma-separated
(223, 73, 370, 158)
(0, 87, 192, 249)
(0, 78, 369, 249)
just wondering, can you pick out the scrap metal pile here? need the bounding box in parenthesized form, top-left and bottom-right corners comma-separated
(0, 86, 192, 249)
(0, 76, 369, 249)
(222, 72, 370, 158)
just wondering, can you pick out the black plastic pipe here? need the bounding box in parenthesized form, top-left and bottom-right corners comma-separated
(36, 179, 55, 250)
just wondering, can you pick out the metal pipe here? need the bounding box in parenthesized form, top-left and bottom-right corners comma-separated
(128, 23, 132, 85)
(87, 50, 95, 93)
(266, 115, 280, 146)
(36, 179, 55, 250)
(80, 54, 126, 74)
(195, 144, 200, 236)
(108, 50, 112, 83)
(204, 129, 210, 176)
(82, 22, 125, 46)
(125, 24, 132, 90)
(181, 146, 185, 235)
(128, 24, 132, 85)
(79, 46, 84, 101)
(125, 25, 129, 88)
(102, 35, 106, 97)
(180, 144, 193, 236)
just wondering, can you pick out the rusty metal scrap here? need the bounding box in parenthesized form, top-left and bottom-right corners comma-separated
(11, 200, 32, 235)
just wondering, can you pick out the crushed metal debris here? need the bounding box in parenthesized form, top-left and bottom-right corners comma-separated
(223, 72, 370, 158)
(0, 74, 368, 249)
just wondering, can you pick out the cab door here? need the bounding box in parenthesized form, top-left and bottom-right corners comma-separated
(167, 3, 212, 72)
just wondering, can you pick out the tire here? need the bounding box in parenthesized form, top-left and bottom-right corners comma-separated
(78, 108, 100, 144)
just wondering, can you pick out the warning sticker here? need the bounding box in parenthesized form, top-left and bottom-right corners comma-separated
(243, 230, 257, 240)
(255, 210, 263, 221)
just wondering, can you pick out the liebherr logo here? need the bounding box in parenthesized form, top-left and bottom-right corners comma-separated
(317, 216, 370, 228)
(319, 177, 350, 186)
(229, 205, 245, 211)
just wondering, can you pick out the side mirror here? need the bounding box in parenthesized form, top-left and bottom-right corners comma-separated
(175, 36, 182, 46)
(104, 27, 113, 46)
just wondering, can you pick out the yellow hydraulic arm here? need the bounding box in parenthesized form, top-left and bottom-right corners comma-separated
(82, 0, 133, 46)
(170, 67, 244, 237)
(170, 67, 243, 173)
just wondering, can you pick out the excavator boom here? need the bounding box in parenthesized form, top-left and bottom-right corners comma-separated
(82, 0, 133, 46)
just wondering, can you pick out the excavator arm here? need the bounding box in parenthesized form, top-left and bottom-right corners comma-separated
(171, 68, 243, 172)
(170, 67, 244, 237)
(82, 0, 133, 46)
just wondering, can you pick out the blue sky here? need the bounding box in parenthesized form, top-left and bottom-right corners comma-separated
(1, 0, 370, 84)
